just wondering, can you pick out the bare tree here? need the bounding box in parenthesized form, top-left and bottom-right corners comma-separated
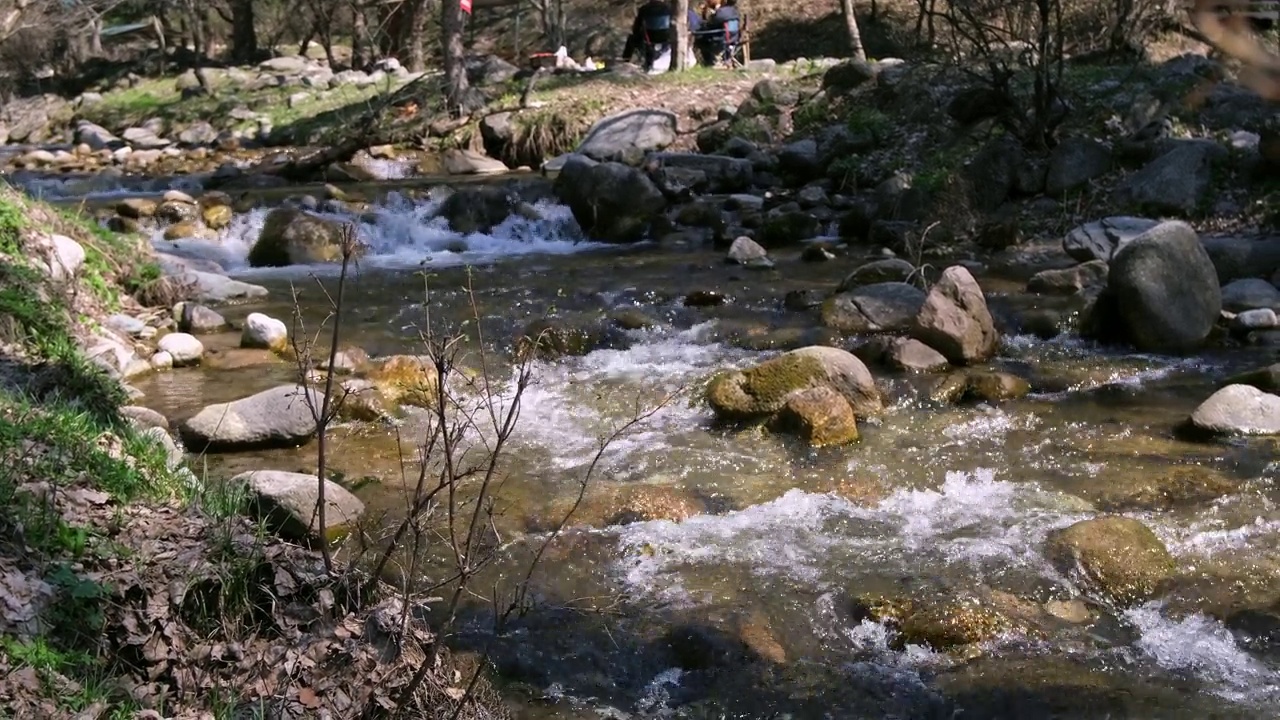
(441, 0, 472, 111)
(839, 0, 867, 61)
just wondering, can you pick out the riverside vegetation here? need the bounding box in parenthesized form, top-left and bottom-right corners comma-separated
(2, 0, 1280, 718)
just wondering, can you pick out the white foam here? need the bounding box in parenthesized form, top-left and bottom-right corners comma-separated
(1125, 602, 1280, 703)
(613, 469, 1086, 605)
(634, 668, 683, 716)
(151, 190, 606, 277)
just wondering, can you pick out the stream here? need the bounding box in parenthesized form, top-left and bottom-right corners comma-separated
(19, 172, 1280, 718)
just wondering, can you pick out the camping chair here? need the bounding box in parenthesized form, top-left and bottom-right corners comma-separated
(641, 14, 672, 71)
(720, 17, 746, 68)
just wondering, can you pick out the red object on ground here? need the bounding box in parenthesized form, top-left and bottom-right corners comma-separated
(461, 0, 473, 13)
(529, 52, 556, 69)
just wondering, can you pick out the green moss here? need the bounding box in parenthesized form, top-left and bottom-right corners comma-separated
(706, 353, 828, 417)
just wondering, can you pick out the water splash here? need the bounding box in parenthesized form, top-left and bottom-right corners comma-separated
(1125, 602, 1280, 704)
(153, 190, 605, 276)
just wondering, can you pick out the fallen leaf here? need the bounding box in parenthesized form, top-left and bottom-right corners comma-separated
(298, 686, 322, 708)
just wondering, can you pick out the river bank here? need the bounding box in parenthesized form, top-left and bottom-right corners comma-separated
(2, 41, 1280, 719)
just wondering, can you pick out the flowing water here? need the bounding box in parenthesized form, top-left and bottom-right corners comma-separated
(21, 173, 1280, 718)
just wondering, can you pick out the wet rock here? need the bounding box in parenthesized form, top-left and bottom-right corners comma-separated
(553, 155, 666, 243)
(800, 244, 838, 262)
(149, 351, 173, 370)
(783, 289, 822, 312)
(157, 332, 203, 367)
(248, 207, 351, 267)
(437, 184, 533, 235)
(850, 592, 1025, 651)
(911, 266, 999, 365)
(1225, 363, 1280, 393)
(1044, 516, 1176, 607)
(879, 337, 950, 373)
(661, 624, 754, 671)
(333, 378, 393, 422)
(180, 385, 321, 451)
(930, 370, 1031, 404)
(364, 355, 438, 407)
(163, 222, 210, 241)
(155, 199, 198, 224)
(176, 303, 227, 334)
(241, 312, 289, 352)
(322, 346, 372, 374)
(1081, 465, 1236, 512)
(108, 216, 142, 234)
(733, 611, 788, 664)
(610, 308, 658, 330)
(821, 282, 926, 334)
(201, 204, 233, 230)
(1187, 384, 1280, 437)
(442, 148, 508, 175)
(1062, 216, 1159, 263)
(237, 470, 364, 542)
(707, 345, 883, 422)
(684, 290, 728, 307)
(1043, 599, 1091, 623)
(576, 108, 678, 164)
(1091, 220, 1221, 353)
(772, 385, 859, 446)
(1027, 260, 1109, 295)
(529, 484, 705, 531)
(725, 236, 772, 268)
(1221, 278, 1280, 312)
(839, 258, 917, 289)
(758, 210, 820, 247)
(514, 318, 617, 361)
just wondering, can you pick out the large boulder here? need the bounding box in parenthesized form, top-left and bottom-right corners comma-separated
(771, 386, 859, 447)
(646, 152, 754, 193)
(576, 109, 678, 164)
(1092, 220, 1221, 353)
(706, 346, 883, 422)
(1225, 363, 1280, 393)
(1045, 137, 1112, 197)
(1063, 216, 1160, 262)
(1220, 278, 1280, 312)
(910, 266, 999, 365)
(838, 258, 916, 289)
(1115, 140, 1222, 216)
(1187, 384, 1280, 437)
(248, 208, 351, 267)
(179, 385, 320, 451)
(821, 282, 926, 333)
(552, 155, 667, 243)
(1044, 516, 1176, 607)
(436, 184, 529, 234)
(236, 470, 365, 542)
(157, 332, 204, 367)
(241, 312, 289, 351)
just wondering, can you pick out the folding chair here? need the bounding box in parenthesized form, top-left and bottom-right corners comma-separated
(720, 18, 745, 68)
(641, 14, 672, 71)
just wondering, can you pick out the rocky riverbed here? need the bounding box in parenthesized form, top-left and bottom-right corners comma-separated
(4, 48, 1280, 719)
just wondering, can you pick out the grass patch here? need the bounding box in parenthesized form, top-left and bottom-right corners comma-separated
(0, 188, 199, 716)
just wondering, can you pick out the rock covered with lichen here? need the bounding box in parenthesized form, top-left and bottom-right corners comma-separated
(705, 346, 881, 446)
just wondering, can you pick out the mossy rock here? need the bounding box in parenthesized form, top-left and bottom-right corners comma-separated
(931, 370, 1031, 404)
(1224, 362, 1280, 393)
(247, 207, 353, 267)
(201, 204, 233, 230)
(851, 591, 1032, 652)
(514, 318, 618, 361)
(706, 346, 882, 420)
(155, 199, 199, 224)
(1079, 465, 1236, 512)
(771, 385, 859, 447)
(363, 355, 438, 408)
(1044, 516, 1177, 607)
(526, 484, 706, 531)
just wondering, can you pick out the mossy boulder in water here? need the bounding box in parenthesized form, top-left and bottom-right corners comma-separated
(236, 470, 365, 543)
(771, 385, 859, 447)
(248, 207, 352, 267)
(707, 346, 882, 439)
(363, 355, 438, 407)
(1044, 516, 1176, 607)
(930, 370, 1031, 404)
(1225, 362, 1280, 394)
(437, 184, 531, 234)
(849, 591, 1032, 651)
(514, 318, 622, 361)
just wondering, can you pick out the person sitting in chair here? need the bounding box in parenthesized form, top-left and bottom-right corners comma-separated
(695, 0, 740, 66)
(622, 0, 674, 69)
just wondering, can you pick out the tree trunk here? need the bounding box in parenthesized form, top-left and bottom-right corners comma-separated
(672, 0, 689, 70)
(840, 0, 867, 61)
(441, 0, 470, 112)
(229, 0, 257, 63)
(352, 1, 371, 69)
(404, 0, 428, 72)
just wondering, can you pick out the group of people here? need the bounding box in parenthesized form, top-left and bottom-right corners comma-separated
(621, 0, 743, 70)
